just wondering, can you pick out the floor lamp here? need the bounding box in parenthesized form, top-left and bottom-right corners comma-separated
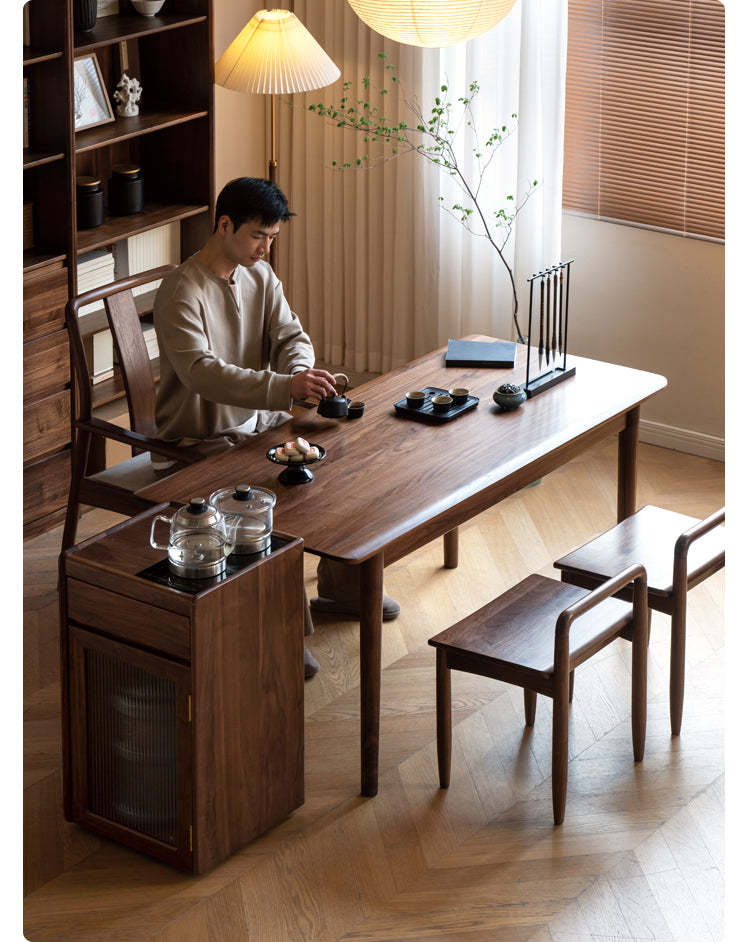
(215, 9, 340, 270)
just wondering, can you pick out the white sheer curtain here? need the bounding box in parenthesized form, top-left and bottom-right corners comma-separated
(281, 0, 567, 371)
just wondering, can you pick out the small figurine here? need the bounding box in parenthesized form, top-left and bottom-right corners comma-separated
(114, 72, 142, 117)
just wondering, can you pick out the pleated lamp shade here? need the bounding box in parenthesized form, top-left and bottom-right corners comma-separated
(215, 9, 340, 95)
(347, 0, 518, 47)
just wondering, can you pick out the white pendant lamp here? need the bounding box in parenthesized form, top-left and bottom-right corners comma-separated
(346, 0, 519, 47)
(215, 9, 340, 267)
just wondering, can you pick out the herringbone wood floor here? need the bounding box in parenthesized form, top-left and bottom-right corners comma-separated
(23, 439, 725, 941)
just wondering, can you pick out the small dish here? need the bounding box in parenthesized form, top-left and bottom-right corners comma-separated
(431, 394, 453, 413)
(347, 400, 365, 419)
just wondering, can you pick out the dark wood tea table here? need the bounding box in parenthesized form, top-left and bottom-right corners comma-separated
(138, 337, 667, 797)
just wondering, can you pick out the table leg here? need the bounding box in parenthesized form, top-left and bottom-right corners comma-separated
(360, 552, 384, 797)
(617, 406, 640, 522)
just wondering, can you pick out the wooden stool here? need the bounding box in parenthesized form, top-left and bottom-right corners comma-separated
(554, 506, 725, 736)
(428, 566, 648, 825)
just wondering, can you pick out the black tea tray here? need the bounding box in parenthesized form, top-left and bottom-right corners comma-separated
(393, 386, 479, 424)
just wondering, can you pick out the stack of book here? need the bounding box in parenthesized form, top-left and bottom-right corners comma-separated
(78, 248, 116, 384)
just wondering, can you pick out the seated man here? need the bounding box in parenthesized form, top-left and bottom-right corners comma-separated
(152, 177, 399, 676)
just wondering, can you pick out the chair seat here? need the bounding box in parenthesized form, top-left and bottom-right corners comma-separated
(428, 574, 634, 677)
(554, 505, 725, 598)
(89, 450, 173, 493)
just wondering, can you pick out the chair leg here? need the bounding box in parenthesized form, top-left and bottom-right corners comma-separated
(436, 649, 452, 788)
(631, 608, 648, 762)
(61, 430, 92, 553)
(523, 688, 537, 726)
(551, 685, 570, 826)
(443, 528, 459, 569)
(669, 596, 687, 736)
(569, 669, 575, 703)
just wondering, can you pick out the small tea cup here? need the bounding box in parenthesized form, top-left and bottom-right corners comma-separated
(406, 390, 427, 408)
(431, 394, 453, 413)
(449, 387, 469, 404)
(348, 400, 366, 419)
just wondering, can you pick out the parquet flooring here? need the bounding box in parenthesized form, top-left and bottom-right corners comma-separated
(22, 438, 727, 941)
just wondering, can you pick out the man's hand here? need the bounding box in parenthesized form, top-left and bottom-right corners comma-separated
(290, 368, 338, 401)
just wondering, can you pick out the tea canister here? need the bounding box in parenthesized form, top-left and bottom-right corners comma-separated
(76, 176, 105, 229)
(108, 163, 144, 216)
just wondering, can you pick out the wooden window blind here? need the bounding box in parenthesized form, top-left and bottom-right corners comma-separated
(563, 0, 725, 241)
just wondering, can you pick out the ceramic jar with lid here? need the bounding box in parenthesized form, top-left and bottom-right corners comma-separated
(76, 176, 105, 229)
(108, 163, 144, 216)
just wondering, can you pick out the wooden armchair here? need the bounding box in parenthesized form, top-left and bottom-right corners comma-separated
(429, 565, 649, 825)
(554, 505, 725, 736)
(62, 265, 202, 551)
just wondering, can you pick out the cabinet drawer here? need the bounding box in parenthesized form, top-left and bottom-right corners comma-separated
(23, 269, 68, 342)
(23, 329, 70, 404)
(23, 390, 70, 464)
(23, 450, 71, 526)
(67, 579, 191, 662)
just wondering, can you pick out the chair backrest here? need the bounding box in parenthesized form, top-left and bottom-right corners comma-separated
(66, 265, 177, 440)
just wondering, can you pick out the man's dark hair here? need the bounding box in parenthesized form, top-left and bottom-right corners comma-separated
(213, 177, 296, 232)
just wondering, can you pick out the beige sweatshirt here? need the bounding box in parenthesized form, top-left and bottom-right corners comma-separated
(153, 255, 315, 444)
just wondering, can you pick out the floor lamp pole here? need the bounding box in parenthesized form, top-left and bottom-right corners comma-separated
(269, 92, 278, 271)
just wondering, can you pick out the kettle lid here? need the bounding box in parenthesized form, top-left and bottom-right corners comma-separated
(209, 484, 276, 514)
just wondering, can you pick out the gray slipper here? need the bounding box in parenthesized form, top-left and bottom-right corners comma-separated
(304, 646, 320, 679)
(309, 595, 401, 621)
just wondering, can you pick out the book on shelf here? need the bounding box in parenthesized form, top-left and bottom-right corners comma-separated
(77, 248, 116, 318)
(114, 223, 180, 296)
(23, 202, 34, 251)
(97, 0, 120, 16)
(83, 329, 115, 385)
(23, 77, 29, 148)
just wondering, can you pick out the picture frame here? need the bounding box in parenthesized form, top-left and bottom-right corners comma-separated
(73, 54, 115, 132)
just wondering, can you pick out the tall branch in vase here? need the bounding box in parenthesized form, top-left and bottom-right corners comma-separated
(308, 54, 538, 342)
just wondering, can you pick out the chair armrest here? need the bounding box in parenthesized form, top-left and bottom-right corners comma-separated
(675, 507, 725, 561)
(556, 564, 648, 638)
(77, 417, 201, 464)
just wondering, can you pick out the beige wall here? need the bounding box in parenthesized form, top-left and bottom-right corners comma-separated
(561, 214, 725, 458)
(213, 2, 267, 191)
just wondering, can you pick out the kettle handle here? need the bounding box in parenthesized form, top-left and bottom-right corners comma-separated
(333, 372, 348, 395)
(149, 514, 172, 552)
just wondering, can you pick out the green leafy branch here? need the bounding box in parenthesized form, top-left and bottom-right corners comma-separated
(308, 53, 538, 340)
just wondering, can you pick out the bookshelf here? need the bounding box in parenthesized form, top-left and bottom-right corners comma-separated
(22, 0, 215, 538)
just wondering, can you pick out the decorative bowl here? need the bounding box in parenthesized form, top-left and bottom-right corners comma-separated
(131, 1, 166, 16)
(493, 383, 527, 412)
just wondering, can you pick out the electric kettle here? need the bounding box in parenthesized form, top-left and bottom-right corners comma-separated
(209, 484, 276, 554)
(149, 497, 236, 578)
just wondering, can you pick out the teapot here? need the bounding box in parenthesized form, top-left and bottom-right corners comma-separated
(317, 373, 350, 418)
(209, 484, 276, 554)
(149, 497, 236, 578)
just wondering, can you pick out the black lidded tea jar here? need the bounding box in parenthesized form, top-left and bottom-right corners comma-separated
(76, 176, 105, 229)
(108, 163, 145, 216)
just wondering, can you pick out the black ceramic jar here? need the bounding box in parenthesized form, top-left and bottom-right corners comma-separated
(76, 176, 105, 229)
(108, 163, 145, 216)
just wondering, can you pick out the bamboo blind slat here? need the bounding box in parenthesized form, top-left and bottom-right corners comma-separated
(563, 0, 725, 240)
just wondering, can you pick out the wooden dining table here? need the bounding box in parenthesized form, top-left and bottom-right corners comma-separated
(138, 336, 667, 797)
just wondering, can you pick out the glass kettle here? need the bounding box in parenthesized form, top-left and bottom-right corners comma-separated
(149, 497, 236, 578)
(209, 484, 276, 554)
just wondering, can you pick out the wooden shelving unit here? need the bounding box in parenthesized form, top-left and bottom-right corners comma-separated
(22, 0, 215, 539)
